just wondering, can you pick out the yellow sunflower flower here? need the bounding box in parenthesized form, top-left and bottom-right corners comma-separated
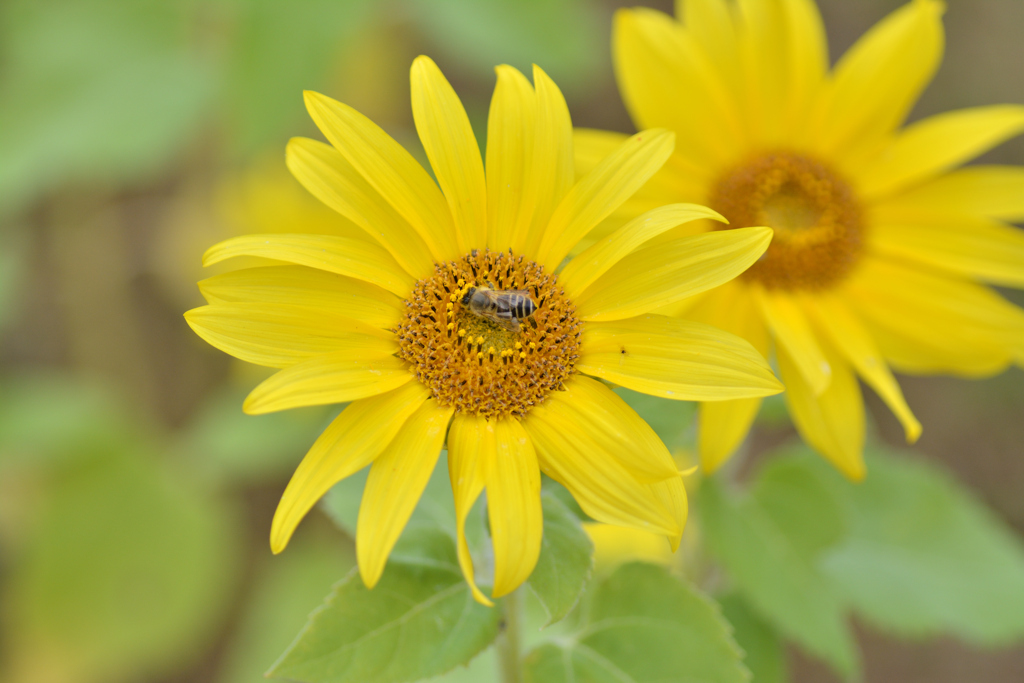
(576, 0, 1024, 480)
(185, 56, 782, 604)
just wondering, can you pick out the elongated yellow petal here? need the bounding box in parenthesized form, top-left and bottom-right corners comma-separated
(524, 397, 678, 536)
(184, 303, 395, 368)
(446, 413, 494, 606)
(648, 475, 687, 551)
(699, 398, 762, 473)
(578, 315, 781, 401)
(679, 0, 740, 102)
(357, 400, 454, 588)
(614, 8, 743, 166)
(270, 382, 431, 554)
(509, 66, 574, 258)
(488, 418, 542, 598)
(203, 234, 414, 299)
(858, 106, 1024, 200)
(870, 214, 1024, 288)
(286, 137, 437, 274)
(243, 352, 412, 414)
(574, 227, 771, 321)
(804, 293, 921, 443)
(303, 90, 460, 260)
(753, 287, 831, 395)
(199, 266, 404, 330)
(810, 0, 943, 157)
(527, 375, 677, 485)
(535, 129, 675, 270)
(559, 204, 725, 298)
(843, 256, 1022, 376)
(574, 128, 712, 193)
(411, 56, 487, 253)
(874, 166, 1024, 222)
(486, 65, 535, 251)
(777, 342, 865, 481)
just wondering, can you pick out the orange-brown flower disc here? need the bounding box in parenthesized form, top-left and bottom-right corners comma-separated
(708, 151, 865, 290)
(395, 249, 581, 418)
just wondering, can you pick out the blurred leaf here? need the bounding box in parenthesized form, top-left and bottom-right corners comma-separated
(0, 232, 27, 331)
(719, 594, 789, 683)
(218, 529, 354, 683)
(11, 447, 240, 681)
(523, 563, 747, 683)
(613, 387, 696, 453)
(0, 0, 216, 216)
(526, 491, 593, 628)
(268, 538, 501, 683)
(697, 477, 858, 678)
(224, 0, 375, 156)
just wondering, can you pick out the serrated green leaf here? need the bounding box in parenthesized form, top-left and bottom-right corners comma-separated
(698, 478, 858, 678)
(523, 563, 748, 683)
(719, 594, 788, 683)
(612, 386, 696, 453)
(268, 547, 501, 683)
(527, 491, 593, 627)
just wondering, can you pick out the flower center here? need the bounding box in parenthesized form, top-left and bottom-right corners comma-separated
(395, 249, 581, 418)
(708, 151, 864, 290)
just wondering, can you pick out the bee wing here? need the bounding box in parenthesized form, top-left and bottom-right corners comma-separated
(505, 289, 532, 298)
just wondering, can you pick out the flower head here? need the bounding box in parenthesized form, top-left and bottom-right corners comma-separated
(186, 56, 781, 603)
(578, 0, 1024, 479)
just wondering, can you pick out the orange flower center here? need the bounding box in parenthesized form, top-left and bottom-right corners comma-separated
(708, 151, 865, 290)
(395, 249, 580, 418)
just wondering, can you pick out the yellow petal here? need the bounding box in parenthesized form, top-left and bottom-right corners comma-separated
(199, 266, 404, 330)
(803, 293, 921, 443)
(559, 204, 725, 298)
(184, 303, 395, 368)
(270, 382, 431, 554)
(488, 418, 543, 598)
(357, 399, 454, 588)
(411, 56, 487, 253)
(574, 226, 772, 321)
(286, 137, 438, 274)
(243, 352, 412, 414)
(753, 287, 831, 395)
(858, 106, 1024, 200)
(613, 8, 743, 166)
(874, 166, 1024, 222)
(842, 256, 1023, 376)
(678, 0, 741, 102)
(535, 129, 674, 270)
(527, 375, 678, 485)
(486, 65, 536, 251)
(810, 0, 943, 157)
(203, 234, 414, 299)
(584, 522, 674, 570)
(303, 90, 460, 260)
(525, 396, 678, 537)
(648, 475, 688, 551)
(777, 341, 865, 481)
(578, 315, 782, 400)
(699, 398, 763, 474)
(446, 413, 494, 606)
(870, 214, 1024, 288)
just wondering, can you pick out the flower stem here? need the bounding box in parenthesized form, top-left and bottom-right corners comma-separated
(496, 588, 523, 683)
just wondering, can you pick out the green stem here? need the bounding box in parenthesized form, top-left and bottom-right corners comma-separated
(496, 588, 523, 683)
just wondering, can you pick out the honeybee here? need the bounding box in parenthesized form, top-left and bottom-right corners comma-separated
(461, 283, 536, 332)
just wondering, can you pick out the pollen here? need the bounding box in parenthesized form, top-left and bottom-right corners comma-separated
(708, 151, 864, 290)
(394, 249, 581, 418)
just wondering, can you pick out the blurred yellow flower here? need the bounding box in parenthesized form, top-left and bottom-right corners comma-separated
(577, 0, 1024, 479)
(584, 522, 674, 571)
(186, 56, 782, 604)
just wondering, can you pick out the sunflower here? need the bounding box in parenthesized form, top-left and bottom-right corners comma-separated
(575, 0, 1024, 479)
(186, 56, 781, 604)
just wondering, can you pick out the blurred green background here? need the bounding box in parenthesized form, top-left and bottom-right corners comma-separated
(0, 1, 1021, 682)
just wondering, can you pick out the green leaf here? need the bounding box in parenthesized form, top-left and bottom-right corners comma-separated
(613, 387, 696, 453)
(719, 594, 788, 683)
(698, 477, 858, 678)
(817, 448, 1024, 645)
(11, 447, 240, 681)
(268, 542, 501, 683)
(527, 491, 594, 627)
(523, 563, 747, 683)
